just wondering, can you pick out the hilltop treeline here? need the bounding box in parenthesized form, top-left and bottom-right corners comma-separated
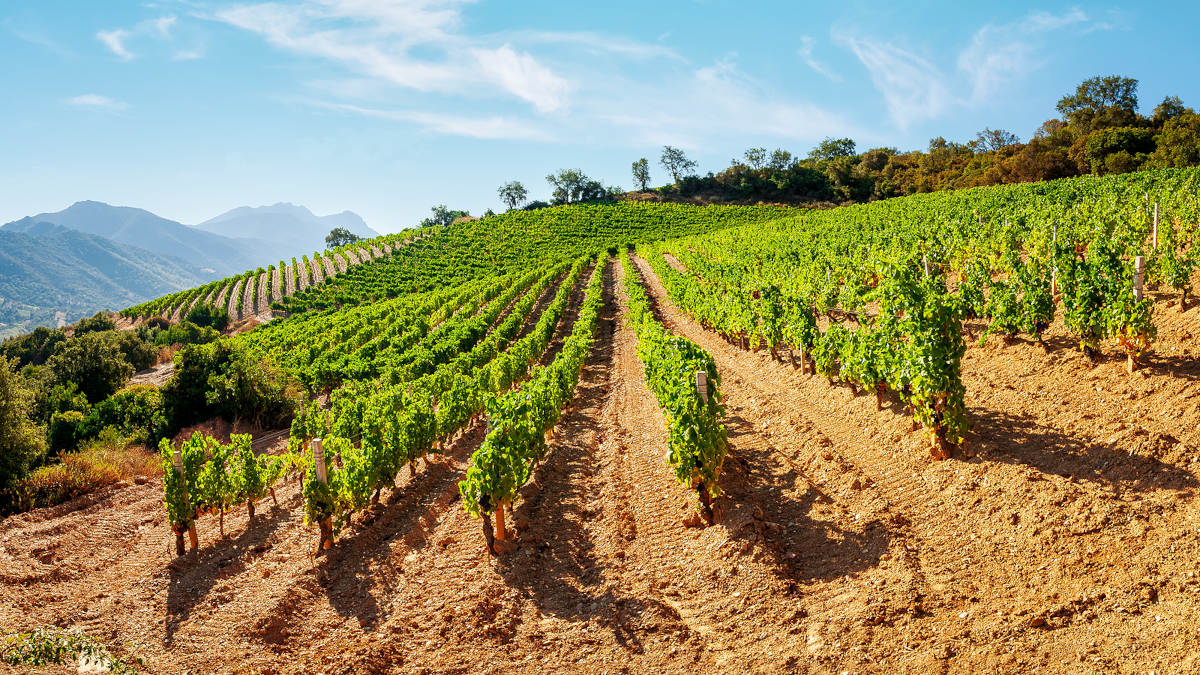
(643, 75, 1200, 205)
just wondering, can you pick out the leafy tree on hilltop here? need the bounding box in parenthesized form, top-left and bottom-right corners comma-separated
(47, 333, 133, 403)
(659, 146, 697, 183)
(808, 137, 857, 161)
(325, 227, 360, 248)
(545, 169, 607, 204)
(1057, 75, 1140, 133)
(631, 158, 650, 191)
(0, 357, 45, 500)
(420, 205, 470, 228)
(497, 181, 528, 210)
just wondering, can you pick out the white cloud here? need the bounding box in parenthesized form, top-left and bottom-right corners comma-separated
(97, 14, 189, 61)
(97, 28, 133, 60)
(65, 94, 129, 111)
(838, 8, 1115, 128)
(216, 2, 569, 112)
(470, 45, 571, 113)
(835, 33, 955, 129)
(213, 2, 857, 147)
(505, 30, 685, 62)
(302, 99, 552, 141)
(798, 35, 840, 82)
(173, 48, 205, 61)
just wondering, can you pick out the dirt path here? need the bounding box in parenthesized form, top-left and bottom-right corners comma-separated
(632, 252, 1200, 673)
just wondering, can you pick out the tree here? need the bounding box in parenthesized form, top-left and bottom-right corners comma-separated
(743, 147, 767, 170)
(497, 181, 528, 211)
(0, 356, 45, 500)
(768, 149, 795, 171)
(184, 303, 229, 332)
(1152, 96, 1191, 126)
(807, 137, 857, 161)
(325, 227, 360, 248)
(1149, 113, 1200, 168)
(420, 205, 469, 228)
(631, 158, 651, 191)
(545, 169, 607, 204)
(47, 332, 133, 404)
(659, 146, 698, 183)
(73, 312, 116, 337)
(972, 128, 1021, 153)
(1056, 75, 1140, 133)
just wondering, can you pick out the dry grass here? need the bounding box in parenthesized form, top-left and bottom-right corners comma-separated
(13, 434, 159, 511)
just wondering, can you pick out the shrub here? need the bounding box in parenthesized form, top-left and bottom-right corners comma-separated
(46, 333, 133, 403)
(0, 357, 46, 504)
(48, 410, 85, 454)
(0, 326, 66, 368)
(152, 321, 220, 348)
(161, 341, 295, 432)
(11, 430, 158, 511)
(184, 303, 229, 332)
(73, 312, 117, 337)
(113, 331, 157, 372)
(83, 385, 166, 446)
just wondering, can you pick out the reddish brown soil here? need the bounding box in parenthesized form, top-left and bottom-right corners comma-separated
(3, 256, 1200, 674)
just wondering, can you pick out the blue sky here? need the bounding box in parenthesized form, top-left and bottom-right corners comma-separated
(1, 1, 1195, 233)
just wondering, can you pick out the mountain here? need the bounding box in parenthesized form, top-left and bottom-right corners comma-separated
(2, 201, 260, 276)
(196, 203, 378, 258)
(0, 223, 209, 339)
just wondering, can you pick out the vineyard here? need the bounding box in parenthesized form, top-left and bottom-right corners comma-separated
(4, 170, 1200, 673)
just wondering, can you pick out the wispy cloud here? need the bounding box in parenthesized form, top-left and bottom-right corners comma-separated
(834, 34, 954, 129)
(215, 1, 570, 113)
(798, 36, 840, 82)
(65, 94, 129, 112)
(97, 28, 134, 60)
(97, 14, 186, 61)
(838, 8, 1114, 128)
(6, 21, 75, 58)
(301, 99, 553, 141)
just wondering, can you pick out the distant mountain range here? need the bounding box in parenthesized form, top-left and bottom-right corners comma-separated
(0, 200, 378, 338)
(0, 223, 210, 338)
(198, 202, 378, 259)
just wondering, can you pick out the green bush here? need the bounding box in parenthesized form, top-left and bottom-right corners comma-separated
(82, 385, 166, 446)
(46, 333, 133, 403)
(152, 321, 219, 348)
(48, 410, 85, 453)
(184, 303, 229, 332)
(0, 326, 66, 368)
(161, 341, 294, 432)
(72, 312, 117, 337)
(113, 331, 157, 372)
(0, 357, 46, 505)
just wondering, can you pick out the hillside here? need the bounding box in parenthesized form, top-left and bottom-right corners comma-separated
(197, 203, 378, 260)
(4, 170, 1200, 673)
(2, 201, 261, 277)
(0, 223, 208, 338)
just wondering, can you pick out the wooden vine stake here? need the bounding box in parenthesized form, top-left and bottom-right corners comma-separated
(695, 370, 709, 404)
(495, 500, 507, 542)
(313, 438, 333, 550)
(1051, 224, 1058, 295)
(1153, 203, 1159, 250)
(173, 449, 199, 555)
(1130, 256, 1146, 374)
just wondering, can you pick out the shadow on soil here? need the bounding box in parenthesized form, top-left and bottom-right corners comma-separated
(969, 408, 1196, 494)
(496, 260, 701, 656)
(719, 412, 892, 586)
(165, 504, 294, 645)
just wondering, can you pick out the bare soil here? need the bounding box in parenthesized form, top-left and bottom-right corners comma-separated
(3, 256, 1200, 673)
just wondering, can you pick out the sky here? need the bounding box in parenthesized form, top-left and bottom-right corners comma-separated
(1, 1, 1197, 234)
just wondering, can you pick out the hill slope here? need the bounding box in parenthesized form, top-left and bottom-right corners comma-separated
(196, 203, 378, 259)
(0, 223, 209, 337)
(2, 201, 261, 276)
